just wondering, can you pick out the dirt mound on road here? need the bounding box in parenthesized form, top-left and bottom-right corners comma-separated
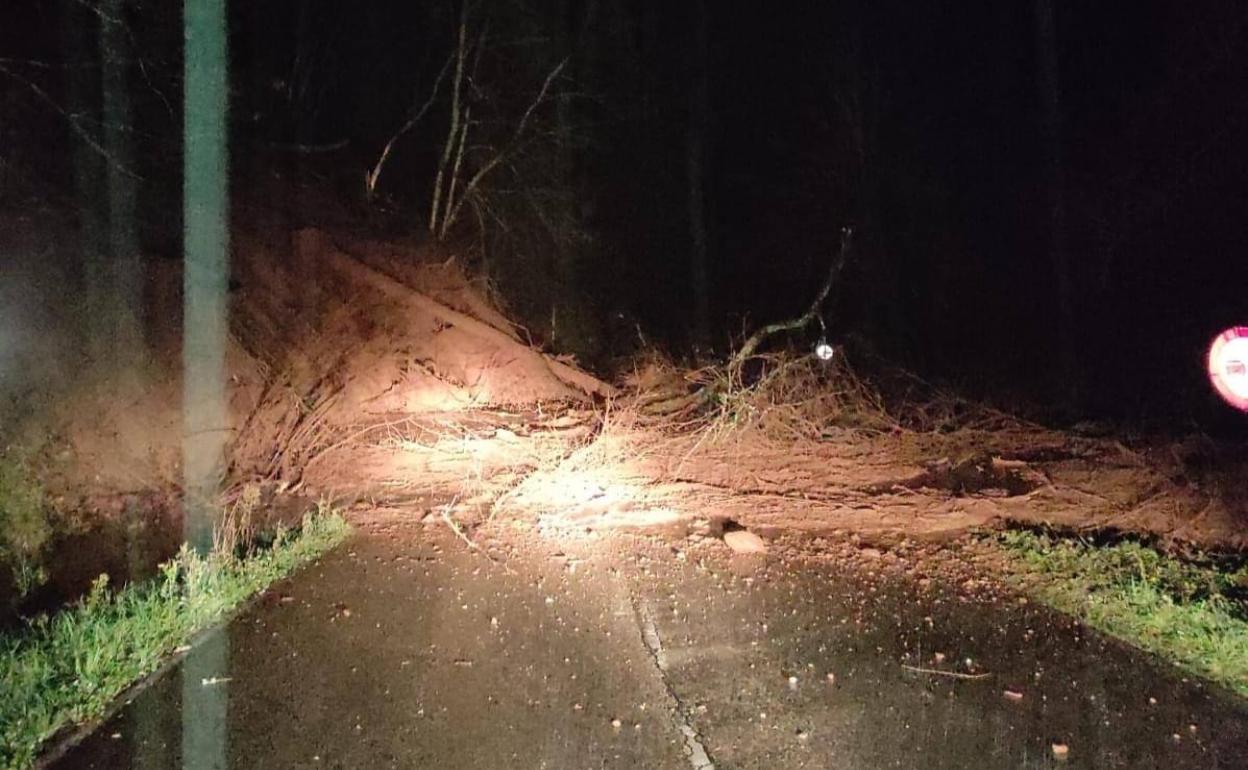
(9, 220, 611, 508)
(493, 355, 1248, 553)
(226, 226, 613, 489)
(0, 207, 615, 612)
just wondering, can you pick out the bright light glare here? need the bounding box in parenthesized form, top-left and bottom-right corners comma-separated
(1208, 326, 1248, 411)
(814, 340, 835, 361)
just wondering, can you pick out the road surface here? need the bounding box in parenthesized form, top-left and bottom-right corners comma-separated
(51, 516, 1248, 769)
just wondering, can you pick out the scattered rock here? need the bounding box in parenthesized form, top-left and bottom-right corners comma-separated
(1051, 743, 1069, 761)
(723, 529, 768, 554)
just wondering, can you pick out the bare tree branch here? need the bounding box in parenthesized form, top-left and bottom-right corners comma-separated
(438, 20, 489, 237)
(365, 51, 454, 200)
(439, 56, 568, 237)
(0, 62, 142, 180)
(732, 226, 853, 366)
(429, 1, 471, 232)
(69, 0, 123, 26)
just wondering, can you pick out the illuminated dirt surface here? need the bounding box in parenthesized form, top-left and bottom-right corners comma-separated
(53, 517, 1248, 770)
(7, 216, 1248, 766)
(5, 216, 1245, 618)
(310, 405, 1248, 551)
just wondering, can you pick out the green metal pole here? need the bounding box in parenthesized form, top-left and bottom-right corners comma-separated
(182, 0, 229, 554)
(182, 1, 230, 768)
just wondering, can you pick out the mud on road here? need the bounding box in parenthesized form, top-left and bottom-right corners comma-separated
(55, 514, 1248, 770)
(7, 214, 1244, 621)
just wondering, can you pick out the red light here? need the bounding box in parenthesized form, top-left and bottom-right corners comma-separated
(1207, 326, 1248, 411)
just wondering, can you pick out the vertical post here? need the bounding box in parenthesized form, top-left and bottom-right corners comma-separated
(183, 0, 229, 553)
(182, 1, 230, 768)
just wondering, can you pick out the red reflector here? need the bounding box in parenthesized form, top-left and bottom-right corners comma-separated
(1208, 326, 1248, 411)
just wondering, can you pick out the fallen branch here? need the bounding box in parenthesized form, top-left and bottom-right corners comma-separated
(731, 226, 853, 369)
(900, 664, 992, 680)
(438, 495, 478, 550)
(633, 228, 853, 420)
(440, 496, 514, 573)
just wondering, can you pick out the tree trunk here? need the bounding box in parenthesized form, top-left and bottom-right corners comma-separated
(1035, 0, 1077, 401)
(686, 0, 711, 348)
(61, 0, 108, 358)
(101, 0, 143, 368)
(837, 27, 891, 345)
(547, 0, 601, 362)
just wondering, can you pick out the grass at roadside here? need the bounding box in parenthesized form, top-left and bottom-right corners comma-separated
(990, 530, 1248, 697)
(0, 453, 52, 602)
(0, 510, 350, 770)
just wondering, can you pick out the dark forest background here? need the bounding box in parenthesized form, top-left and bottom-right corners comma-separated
(2, 0, 1247, 431)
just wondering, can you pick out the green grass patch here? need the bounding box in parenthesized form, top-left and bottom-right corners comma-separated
(0, 454, 52, 601)
(0, 510, 350, 769)
(991, 529, 1248, 697)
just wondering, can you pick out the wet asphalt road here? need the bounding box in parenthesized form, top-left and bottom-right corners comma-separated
(52, 519, 1248, 769)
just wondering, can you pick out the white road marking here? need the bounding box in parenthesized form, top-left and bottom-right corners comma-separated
(635, 599, 715, 770)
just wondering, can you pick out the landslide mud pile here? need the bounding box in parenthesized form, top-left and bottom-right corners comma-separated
(27, 224, 611, 511)
(225, 226, 612, 493)
(0, 210, 613, 611)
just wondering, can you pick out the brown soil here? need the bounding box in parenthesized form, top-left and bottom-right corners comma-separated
(0, 205, 614, 612)
(437, 409, 1248, 552)
(3, 203, 1246, 618)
